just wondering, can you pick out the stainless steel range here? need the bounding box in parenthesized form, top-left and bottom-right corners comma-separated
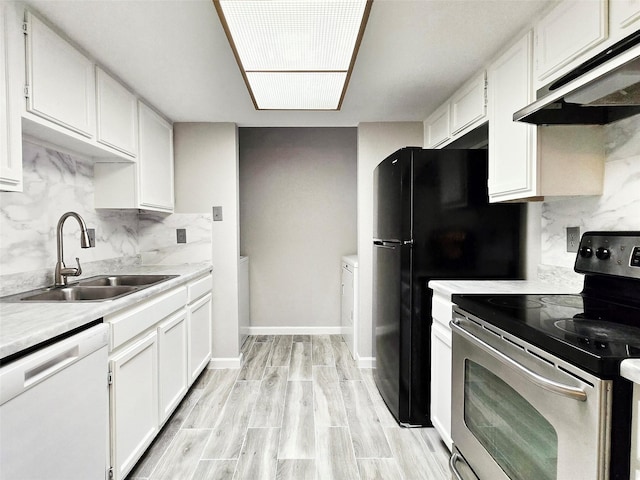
(449, 231, 640, 480)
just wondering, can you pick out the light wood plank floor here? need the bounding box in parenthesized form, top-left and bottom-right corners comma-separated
(128, 335, 450, 480)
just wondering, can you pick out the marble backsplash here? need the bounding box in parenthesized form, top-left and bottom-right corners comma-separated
(539, 114, 640, 285)
(139, 212, 213, 266)
(0, 141, 212, 297)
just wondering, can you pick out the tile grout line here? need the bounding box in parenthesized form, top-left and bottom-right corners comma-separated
(235, 337, 274, 479)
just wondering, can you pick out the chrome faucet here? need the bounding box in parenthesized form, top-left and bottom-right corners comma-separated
(54, 212, 92, 286)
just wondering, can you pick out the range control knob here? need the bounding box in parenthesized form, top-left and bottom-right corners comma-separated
(596, 247, 611, 260)
(579, 246, 593, 258)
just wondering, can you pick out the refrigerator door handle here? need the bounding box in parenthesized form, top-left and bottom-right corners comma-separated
(373, 239, 402, 248)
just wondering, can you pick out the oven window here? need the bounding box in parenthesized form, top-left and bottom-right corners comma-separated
(464, 360, 558, 480)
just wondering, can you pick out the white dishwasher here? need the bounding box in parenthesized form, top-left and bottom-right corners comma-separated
(0, 323, 109, 480)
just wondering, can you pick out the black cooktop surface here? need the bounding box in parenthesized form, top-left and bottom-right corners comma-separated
(452, 292, 640, 377)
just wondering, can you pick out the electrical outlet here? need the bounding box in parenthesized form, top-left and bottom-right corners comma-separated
(177, 228, 187, 244)
(213, 206, 223, 221)
(566, 226, 580, 253)
(87, 228, 96, 248)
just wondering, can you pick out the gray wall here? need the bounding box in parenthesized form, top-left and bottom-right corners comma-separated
(240, 127, 357, 329)
(174, 122, 242, 363)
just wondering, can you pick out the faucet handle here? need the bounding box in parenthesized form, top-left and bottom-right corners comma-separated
(60, 257, 83, 278)
(73, 257, 83, 277)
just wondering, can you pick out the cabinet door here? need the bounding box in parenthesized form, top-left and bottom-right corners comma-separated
(25, 12, 95, 138)
(610, 0, 640, 41)
(158, 310, 188, 424)
(534, 0, 608, 83)
(488, 32, 538, 202)
(0, 3, 22, 192)
(109, 332, 158, 480)
(424, 102, 451, 148)
(431, 321, 452, 451)
(450, 71, 486, 135)
(96, 67, 137, 157)
(138, 101, 174, 211)
(188, 293, 212, 384)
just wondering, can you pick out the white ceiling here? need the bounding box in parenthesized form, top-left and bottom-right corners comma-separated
(23, 0, 556, 127)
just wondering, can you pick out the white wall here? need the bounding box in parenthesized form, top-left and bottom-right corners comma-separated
(239, 127, 357, 332)
(174, 122, 241, 365)
(356, 122, 424, 362)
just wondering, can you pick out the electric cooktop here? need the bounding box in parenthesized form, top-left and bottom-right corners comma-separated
(453, 232, 640, 377)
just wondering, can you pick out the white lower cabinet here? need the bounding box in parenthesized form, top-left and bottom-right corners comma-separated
(158, 310, 188, 424)
(188, 293, 212, 384)
(430, 293, 454, 451)
(109, 331, 159, 480)
(107, 273, 212, 480)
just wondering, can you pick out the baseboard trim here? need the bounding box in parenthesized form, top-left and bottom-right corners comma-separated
(209, 355, 242, 369)
(357, 355, 375, 369)
(246, 326, 343, 335)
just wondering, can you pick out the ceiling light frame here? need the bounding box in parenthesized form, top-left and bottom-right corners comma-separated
(213, 0, 373, 111)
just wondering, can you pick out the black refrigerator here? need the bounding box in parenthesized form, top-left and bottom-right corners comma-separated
(372, 147, 523, 426)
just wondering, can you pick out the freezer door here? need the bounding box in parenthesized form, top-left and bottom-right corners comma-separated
(373, 148, 414, 241)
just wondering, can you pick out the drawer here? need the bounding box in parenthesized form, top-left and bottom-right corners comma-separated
(187, 275, 212, 303)
(108, 286, 188, 350)
(432, 294, 454, 327)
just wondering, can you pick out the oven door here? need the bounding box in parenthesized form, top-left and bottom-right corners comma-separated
(450, 309, 612, 480)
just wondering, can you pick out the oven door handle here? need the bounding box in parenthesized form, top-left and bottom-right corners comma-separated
(451, 321, 588, 402)
(450, 452, 478, 480)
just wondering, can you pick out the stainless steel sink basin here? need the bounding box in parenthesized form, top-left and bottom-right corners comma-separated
(78, 274, 177, 287)
(21, 285, 138, 302)
(0, 274, 178, 303)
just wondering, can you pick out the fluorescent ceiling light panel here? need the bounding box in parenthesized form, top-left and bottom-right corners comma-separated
(215, 0, 371, 110)
(247, 72, 347, 110)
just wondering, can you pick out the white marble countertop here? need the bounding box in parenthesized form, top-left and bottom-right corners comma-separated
(621, 359, 640, 384)
(429, 279, 581, 298)
(0, 262, 212, 361)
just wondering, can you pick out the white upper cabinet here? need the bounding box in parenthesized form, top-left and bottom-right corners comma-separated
(0, 2, 22, 192)
(25, 11, 95, 138)
(489, 31, 605, 203)
(533, 0, 610, 89)
(96, 67, 137, 158)
(94, 101, 174, 212)
(138, 101, 174, 211)
(423, 71, 487, 148)
(609, 0, 640, 40)
(450, 71, 487, 135)
(18, 8, 172, 170)
(488, 33, 537, 201)
(424, 103, 451, 148)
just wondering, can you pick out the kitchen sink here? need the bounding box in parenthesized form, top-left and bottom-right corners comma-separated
(20, 285, 139, 302)
(78, 274, 177, 287)
(1, 274, 178, 303)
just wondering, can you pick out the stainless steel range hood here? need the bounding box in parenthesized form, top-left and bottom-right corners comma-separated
(514, 32, 640, 125)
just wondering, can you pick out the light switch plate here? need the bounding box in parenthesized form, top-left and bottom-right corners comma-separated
(213, 206, 223, 221)
(177, 228, 187, 244)
(566, 226, 580, 253)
